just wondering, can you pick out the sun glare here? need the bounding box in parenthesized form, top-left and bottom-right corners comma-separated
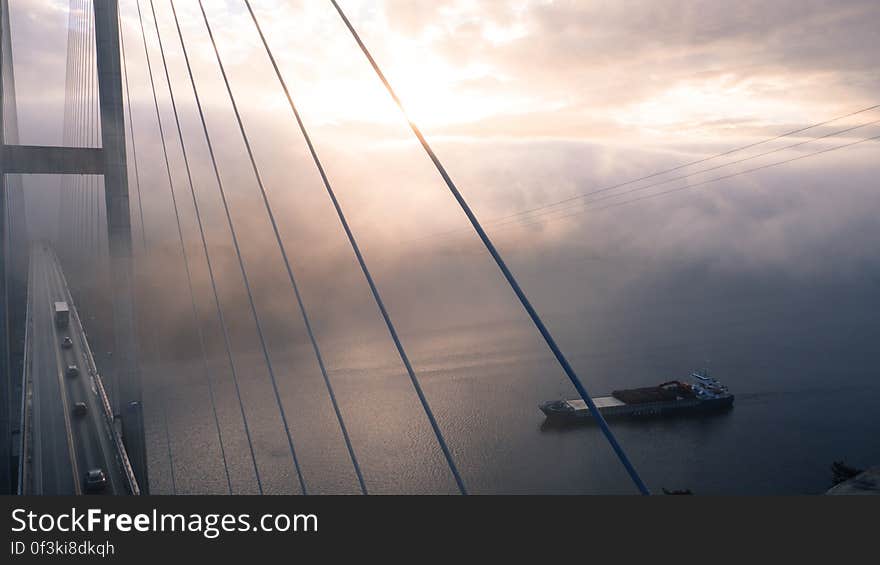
(616, 75, 811, 139)
(293, 60, 519, 133)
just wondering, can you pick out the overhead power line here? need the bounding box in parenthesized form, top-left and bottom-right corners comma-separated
(417, 104, 880, 242)
(479, 132, 880, 235)
(590, 133, 880, 214)
(461, 119, 880, 236)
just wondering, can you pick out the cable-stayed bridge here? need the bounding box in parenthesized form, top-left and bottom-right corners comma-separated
(0, 1, 875, 496)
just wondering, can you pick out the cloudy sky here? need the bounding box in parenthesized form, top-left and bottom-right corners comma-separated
(7, 0, 880, 340)
(5, 0, 880, 495)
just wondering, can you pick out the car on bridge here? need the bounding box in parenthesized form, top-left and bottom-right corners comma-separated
(61, 336, 73, 349)
(72, 402, 88, 417)
(65, 364, 79, 378)
(84, 469, 108, 493)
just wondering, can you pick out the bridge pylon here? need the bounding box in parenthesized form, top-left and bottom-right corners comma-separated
(0, 0, 147, 492)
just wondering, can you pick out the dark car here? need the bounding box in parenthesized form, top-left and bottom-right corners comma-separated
(84, 469, 107, 493)
(65, 365, 79, 378)
(72, 402, 88, 417)
(61, 336, 73, 349)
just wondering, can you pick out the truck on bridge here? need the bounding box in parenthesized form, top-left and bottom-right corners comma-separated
(54, 301, 69, 328)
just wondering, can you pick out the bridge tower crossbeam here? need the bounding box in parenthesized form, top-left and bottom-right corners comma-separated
(0, 0, 147, 492)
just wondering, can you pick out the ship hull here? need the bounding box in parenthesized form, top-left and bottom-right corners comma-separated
(540, 394, 734, 423)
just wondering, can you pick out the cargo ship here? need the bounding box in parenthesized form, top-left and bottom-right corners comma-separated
(540, 371, 733, 423)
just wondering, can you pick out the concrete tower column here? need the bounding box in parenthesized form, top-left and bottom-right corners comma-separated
(93, 0, 147, 492)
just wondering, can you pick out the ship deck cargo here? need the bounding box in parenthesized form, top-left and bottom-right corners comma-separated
(540, 372, 734, 423)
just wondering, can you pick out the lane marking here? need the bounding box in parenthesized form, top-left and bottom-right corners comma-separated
(43, 250, 82, 495)
(37, 254, 68, 494)
(29, 253, 44, 494)
(50, 253, 122, 495)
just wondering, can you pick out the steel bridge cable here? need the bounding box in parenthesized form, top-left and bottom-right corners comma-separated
(67, 0, 75, 245)
(58, 0, 66, 243)
(329, 0, 649, 494)
(94, 0, 103, 266)
(134, 0, 263, 495)
(241, 0, 467, 494)
(88, 0, 96, 263)
(92, 0, 100, 266)
(175, 0, 310, 495)
(133, 0, 181, 494)
(77, 0, 86, 260)
(133, 0, 189, 495)
(63, 0, 72, 254)
(118, 10, 147, 250)
(58, 0, 67, 245)
(70, 0, 80, 262)
(173, 2, 367, 495)
(79, 0, 87, 262)
(58, 0, 74, 248)
(67, 0, 75, 254)
(122, 2, 231, 495)
(417, 103, 880, 241)
(143, 0, 274, 496)
(135, 0, 234, 495)
(87, 0, 94, 262)
(138, 0, 180, 495)
(84, 0, 93, 262)
(83, 0, 90, 259)
(87, 0, 96, 265)
(92, 0, 100, 261)
(91, 0, 104, 347)
(77, 0, 85, 267)
(78, 0, 89, 269)
(188, 1, 370, 495)
(118, 3, 169, 496)
(76, 0, 84, 263)
(94, 1, 103, 269)
(62, 2, 70, 146)
(135, 0, 248, 494)
(69, 0, 79, 262)
(78, 0, 85, 258)
(68, 0, 79, 261)
(118, 1, 156, 458)
(94, 0, 101, 256)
